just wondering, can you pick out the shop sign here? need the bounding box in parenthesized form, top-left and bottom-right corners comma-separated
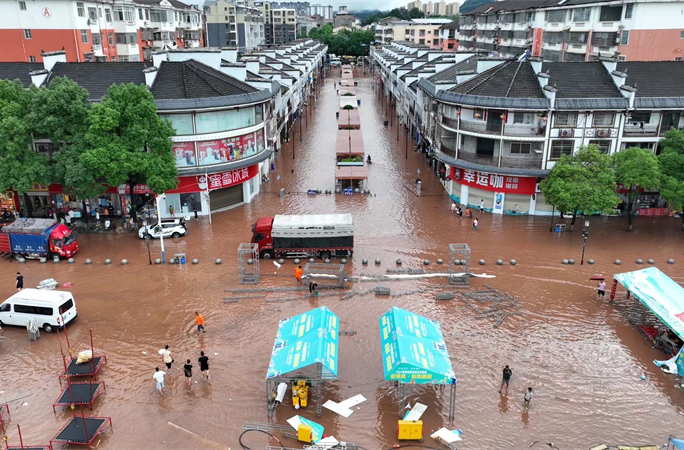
(450, 167, 536, 195)
(117, 184, 153, 195)
(173, 142, 196, 167)
(29, 183, 49, 192)
(169, 164, 259, 194)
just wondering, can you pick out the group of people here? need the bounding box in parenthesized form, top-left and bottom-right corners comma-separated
(499, 365, 534, 408)
(294, 265, 319, 295)
(152, 312, 208, 395)
(451, 199, 487, 231)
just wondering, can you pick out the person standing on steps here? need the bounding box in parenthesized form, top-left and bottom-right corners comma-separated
(198, 351, 210, 382)
(499, 365, 512, 394)
(16, 272, 24, 291)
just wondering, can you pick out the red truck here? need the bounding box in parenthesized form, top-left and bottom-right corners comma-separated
(251, 214, 354, 259)
(0, 219, 79, 260)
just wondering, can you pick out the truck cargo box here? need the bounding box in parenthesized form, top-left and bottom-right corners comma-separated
(271, 214, 354, 237)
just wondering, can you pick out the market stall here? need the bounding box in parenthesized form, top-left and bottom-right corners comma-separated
(266, 307, 339, 418)
(379, 307, 457, 422)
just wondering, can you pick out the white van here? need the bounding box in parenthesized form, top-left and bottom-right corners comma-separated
(0, 289, 78, 333)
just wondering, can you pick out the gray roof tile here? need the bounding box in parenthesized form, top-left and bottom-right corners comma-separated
(449, 60, 545, 98)
(44, 62, 147, 101)
(541, 62, 622, 98)
(617, 61, 684, 97)
(0, 62, 45, 87)
(151, 60, 258, 100)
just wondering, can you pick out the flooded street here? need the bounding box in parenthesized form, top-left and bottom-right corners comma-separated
(1, 68, 684, 450)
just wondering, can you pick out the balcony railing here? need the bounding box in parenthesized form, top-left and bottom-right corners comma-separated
(504, 123, 545, 136)
(457, 150, 543, 168)
(623, 124, 658, 137)
(440, 141, 457, 158)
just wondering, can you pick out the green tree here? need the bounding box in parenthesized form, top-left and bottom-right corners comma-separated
(540, 145, 618, 230)
(658, 129, 684, 229)
(409, 7, 424, 18)
(613, 146, 660, 231)
(0, 80, 51, 197)
(70, 83, 178, 200)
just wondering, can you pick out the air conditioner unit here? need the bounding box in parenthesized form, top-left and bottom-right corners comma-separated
(596, 129, 610, 138)
(559, 129, 574, 137)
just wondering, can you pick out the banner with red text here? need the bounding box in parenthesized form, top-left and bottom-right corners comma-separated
(450, 167, 537, 195)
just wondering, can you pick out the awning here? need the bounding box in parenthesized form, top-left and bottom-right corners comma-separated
(335, 166, 368, 180)
(340, 80, 355, 86)
(338, 87, 356, 95)
(379, 307, 455, 384)
(266, 306, 339, 379)
(337, 110, 361, 129)
(614, 267, 684, 340)
(336, 130, 364, 156)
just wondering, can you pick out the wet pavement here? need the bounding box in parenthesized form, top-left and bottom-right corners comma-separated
(1, 67, 684, 450)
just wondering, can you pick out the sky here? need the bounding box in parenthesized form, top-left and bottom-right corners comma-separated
(187, 0, 410, 12)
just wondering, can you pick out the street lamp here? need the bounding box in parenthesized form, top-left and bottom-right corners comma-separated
(299, 108, 303, 141)
(143, 228, 152, 265)
(581, 227, 589, 265)
(155, 194, 166, 264)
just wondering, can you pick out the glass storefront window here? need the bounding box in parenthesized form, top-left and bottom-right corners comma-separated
(161, 113, 194, 135)
(195, 107, 256, 134)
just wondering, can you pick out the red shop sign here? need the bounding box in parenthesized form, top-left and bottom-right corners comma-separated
(168, 164, 259, 194)
(450, 167, 536, 195)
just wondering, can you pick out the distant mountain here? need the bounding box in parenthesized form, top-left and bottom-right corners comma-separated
(459, 0, 494, 14)
(349, 9, 382, 19)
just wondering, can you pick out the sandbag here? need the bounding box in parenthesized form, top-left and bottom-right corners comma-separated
(76, 350, 93, 364)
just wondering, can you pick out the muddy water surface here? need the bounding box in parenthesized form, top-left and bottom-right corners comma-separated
(1, 68, 683, 450)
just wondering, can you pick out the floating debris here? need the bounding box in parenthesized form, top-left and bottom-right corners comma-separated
(457, 284, 522, 327)
(374, 286, 391, 295)
(435, 292, 455, 301)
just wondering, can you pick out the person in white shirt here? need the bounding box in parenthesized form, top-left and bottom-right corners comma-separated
(159, 345, 173, 369)
(153, 367, 166, 394)
(523, 387, 533, 408)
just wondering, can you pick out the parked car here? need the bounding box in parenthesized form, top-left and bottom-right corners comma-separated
(138, 218, 187, 239)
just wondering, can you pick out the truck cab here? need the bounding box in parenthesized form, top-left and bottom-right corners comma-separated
(251, 217, 274, 259)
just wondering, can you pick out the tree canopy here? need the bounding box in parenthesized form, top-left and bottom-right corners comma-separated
(613, 146, 660, 230)
(658, 129, 684, 226)
(309, 26, 375, 56)
(539, 145, 618, 228)
(75, 83, 178, 196)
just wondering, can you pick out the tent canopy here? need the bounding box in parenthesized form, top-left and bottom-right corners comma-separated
(614, 267, 684, 340)
(266, 306, 339, 379)
(335, 166, 368, 180)
(379, 307, 455, 384)
(671, 437, 684, 450)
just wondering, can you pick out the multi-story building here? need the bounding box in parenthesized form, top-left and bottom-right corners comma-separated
(459, 0, 684, 62)
(333, 5, 355, 29)
(372, 41, 684, 215)
(375, 20, 411, 44)
(406, 0, 422, 11)
(439, 21, 459, 51)
(275, 1, 309, 16)
(445, 2, 459, 16)
(0, 39, 327, 217)
(271, 7, 297, 44)
(0, 0, 202, 63)
(308, 4, 332, 20)
(205, 0, 264, 50)
(375, 18, 451, 48)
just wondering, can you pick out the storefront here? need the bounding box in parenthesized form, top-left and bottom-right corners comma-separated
(448, 166, 540, 215)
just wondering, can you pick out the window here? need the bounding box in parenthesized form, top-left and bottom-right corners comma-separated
(677, 57, 683, 61)
(105, 8, 112, 22)
(510, 142, 532, 154)
(145, 9, 149, 20)
(624, 4, 633, 18)
(19, 1, 26, 11)
(80, 29, 89, 43)
(572, 7, 591, 22)
(28, 56, 36, 62)
(88, 6, 97, 21)
(551, 140, 574, 158)
(160, 114, 194, 135)
(116, 33, 138, 44)
(118, 55, 129, 62)
(545, 10, 566, 23)
(681, 31, 684, 39)
(513, 112, 525, 124)
(92, 33, 101, 45)
(629, 111, 651, 123)
(0, 303, 10, 312)
(77, 2, 84, 17)
(419, 38, 425, 44)
(114, 6, 135, 21)
(419, 30, 426, 36)
(138, 8, 143, 20)
(14, 304, 53, 315)
(589, 140, 611, 153)
(99, 7, 102, 17)
(555, 112, 577, 127)
(593, 112, 614, 127)
(620, 30, 629, 45)
(59, 299, 74, 313)
(23, 29, 31, 39)
(108, 33, 114, 46)
(195, 107, 256, 134)
(599, 5, 622, 22)
(433, 38, 439, 45)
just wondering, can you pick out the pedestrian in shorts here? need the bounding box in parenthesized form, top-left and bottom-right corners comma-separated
(597, 280, 606, 298)
(16, 272, 24, 291)
(160, 345, 173, 369)
(473, 218, 479, 231)
(198, 351, 210, 382)
(499, 365, 512, 394)
(183, 359, 193, 386)
(195, 312, 205, 333)
(153, 367, 166, 394)
(523, 387, 533, 408)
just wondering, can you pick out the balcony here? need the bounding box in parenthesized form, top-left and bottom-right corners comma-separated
(622, 124, 658, 137)
(458, 149, 543, 169)
(460, 119, 497, 134)
(504, 123, 545, 137)
(440, 141, 457, 158)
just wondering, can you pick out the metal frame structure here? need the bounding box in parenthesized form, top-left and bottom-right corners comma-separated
(237, 243, 260, 284)
(449, 243, 471, 285)
(3, 424, 51, 450)
(57, 330, 107, 384)
(394, 380, 457, 422)
(50, 413, 112, 449)
(303, 263, 346, 288)
(266, 363, 331, 419)
(53, 381, 106, 413)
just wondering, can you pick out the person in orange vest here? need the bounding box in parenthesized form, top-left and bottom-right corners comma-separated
(195, 311, 205, 333)
(295, 266, 303, 283)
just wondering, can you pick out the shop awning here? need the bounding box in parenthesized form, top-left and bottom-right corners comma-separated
(336, 130, 364, 156)
(379, 307, 455, 384)
(335, 166, 368, 180)
(337, 110, 360, 129)
(340, 80, 354, 86)
(614, 267, 684, 340)
(339, 87, 356, 95)
(266, 306, 339, 379)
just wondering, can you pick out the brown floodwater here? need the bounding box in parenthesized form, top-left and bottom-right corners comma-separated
(1, 68, 684, 450)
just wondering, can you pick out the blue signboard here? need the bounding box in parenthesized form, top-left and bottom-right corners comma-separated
(267, 307, 339, 379)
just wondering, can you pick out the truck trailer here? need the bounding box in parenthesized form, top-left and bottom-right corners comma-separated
(251, 214, 353, 259)
(0, 219, 79, 260)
